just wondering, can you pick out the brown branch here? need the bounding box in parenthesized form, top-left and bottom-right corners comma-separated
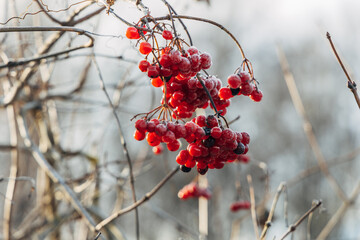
(260, 182, 286, 239)
(280, 200, 322, 240)
(95, 166, 180, 231)
(326, 32, 360, 109)
(277, 46, 348, 202)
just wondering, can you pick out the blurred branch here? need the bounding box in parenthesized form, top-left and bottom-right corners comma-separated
(92, 56, 140, 240)
(95, 166, 180, 231)
(279, 200, 322, 240)
(260, 182, 286, 239)
(326, 32, 360, 109)
(247, 175, 260, 240)
(16, 102, 97, 232)
(316, 182, 360, 240)
(277, 46, 348, 202)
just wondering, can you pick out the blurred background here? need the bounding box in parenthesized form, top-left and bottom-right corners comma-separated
(0, 0, 359, 239)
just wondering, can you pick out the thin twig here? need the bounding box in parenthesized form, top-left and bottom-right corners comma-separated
(277, 46, 348, 202)
(279, 200, 322, 240)
(260, 182, 286, 239)
(247, 175, 260, 240)
(326, 32, 360, 109)
(316, 182, 360, 240)
(95, 166, 180, 231)
(92, 56, 140, 240)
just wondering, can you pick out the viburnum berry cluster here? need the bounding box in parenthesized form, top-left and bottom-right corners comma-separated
(177, 182, 211, 200)
(128, 13, 262, 174)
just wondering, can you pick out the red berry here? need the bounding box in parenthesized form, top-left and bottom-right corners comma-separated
(167, 140, 180, 151)
(240, 82, 254, 96)
(188, 143, 202, 157)
(153, 144, 163, 155)
(230, 201, 251, 212)
(187, 47, 199, 55)
(227, 74, 241, 89)
(138, 60, 150, 72)
(126, 27, 140, 39)
(241, 132, 250, 145)
(135, 119, 147, 132)
(151, 77, 164, 87)
(162, 30, 173, 40)
(147, 65, 159, 78)
(134, 130, 146, 141)
(249, 89, 263, 102)
(139, 42, 152, 55)
(155, 124, 167, 136)
(176, 150, 191, 165)
(159, 54, 172, 68)
(200, 53, 212, 69)
(146, 132, 161, 146)
(162, 130, 176, 143)
(219, 87, 233, 100)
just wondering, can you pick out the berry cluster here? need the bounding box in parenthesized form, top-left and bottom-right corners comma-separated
(177, 182, 211, 200)
(176, 115, 249, 174)
(219, 71, 263, 102)
(230, 201, 251, 212)
(127, 15, 261, 174)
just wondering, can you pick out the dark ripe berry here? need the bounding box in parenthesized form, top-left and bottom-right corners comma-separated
(151, 77, 164, 87)
(167, 140, 180, 151)
(250, 89, 263, 102)
(233, 142, 245, 154)
(219, 87, 233, 100)
(135, 119, 147, 132)
(138, 60, 150, 72)
(240, 82, 254, 96)
(227, 74, 241, 89)
(200, 53, 212, 69)
(162, 30, 173, 40)
(134, 130, 146, 141)
(197, 167, 208, 175)
(203, 137, 216, 148)
(153, 144, 163, 155)
(147, 65, 159, 78)
(241, 132, 250, 145)
(180, 165, 192, 172)
(155, 124, 167, 136)
(139, 42, 152, 55)
(126, 27, 140, 39)
(159, 54, 172, 68)
(203, 127, 211, 136)
(230, 88, 240, 96)
(187, 47, 199, 55)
